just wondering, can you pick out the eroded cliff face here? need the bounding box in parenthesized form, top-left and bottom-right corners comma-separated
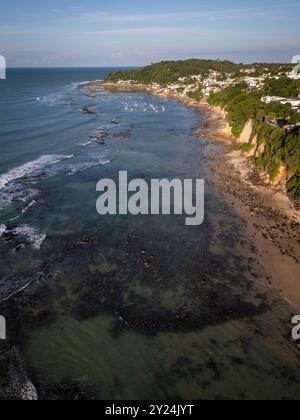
(238, 120, 254, 144)
(234, 119, 294, 195)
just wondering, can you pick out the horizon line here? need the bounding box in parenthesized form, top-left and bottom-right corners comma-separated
(6, 60, 293, 70)
(6, 66, 137, 69)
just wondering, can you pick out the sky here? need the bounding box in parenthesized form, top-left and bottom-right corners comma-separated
(1, 0, 300, 67)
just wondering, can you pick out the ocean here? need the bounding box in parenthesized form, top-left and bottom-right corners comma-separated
(1, 68, 300, 400)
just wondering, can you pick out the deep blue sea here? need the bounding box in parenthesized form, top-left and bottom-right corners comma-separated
(1, 68, 300, 400)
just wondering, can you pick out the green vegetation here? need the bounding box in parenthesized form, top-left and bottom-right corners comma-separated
(209, 83, 248, 107)
(246, 63, 293, 77)
(176, 87, 185, 94)
(264, 102, 292, 120)
(290, 113, 300, 124)
(240, 143, 255, 153)
(209, 84, 263, 137)
(282, 131, 300, 174)
(264, 77, 300, 99)
(252, 123, 286, 181)
(186, 88, 203, 101)
(210, 84, 300, 195)
(107, 59, 242, 85)
(106, 59, 299, 198)
(288, 175, 300, 198)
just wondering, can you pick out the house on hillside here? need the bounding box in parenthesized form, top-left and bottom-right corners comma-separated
(262, 96, 300, 110)
(287, 71, 300, 80)
(262, 96, 286, 104)
(264, 116, 288, 128)
(286, 123, 300, 134)
(264, 116, 300, 134)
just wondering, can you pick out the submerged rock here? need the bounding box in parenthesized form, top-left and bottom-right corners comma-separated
(32, 376, 98, 400)
(0, 346, 38, 400)
(0, 225, 46, 250)
(81, 105, 97, 115)
(21, 380, 38, 401)
(68, 238, 102, 249)
(12, 244, 26, 253)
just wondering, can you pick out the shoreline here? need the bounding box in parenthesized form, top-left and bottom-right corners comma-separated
(1, 76, 300, 400)
(86, 81, 299, 219)
(86, 80, 300, 309)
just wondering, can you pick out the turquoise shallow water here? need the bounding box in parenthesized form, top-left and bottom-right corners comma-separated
(1, 69, 300, 400)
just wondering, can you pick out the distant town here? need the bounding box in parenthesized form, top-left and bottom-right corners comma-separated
(114, 64, 300, 117)
(107, 59, 300, 199)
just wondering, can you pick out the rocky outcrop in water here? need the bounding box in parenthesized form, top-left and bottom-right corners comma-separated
(0, 346, 38, 400)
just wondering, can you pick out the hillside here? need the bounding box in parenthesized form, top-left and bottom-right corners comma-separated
(106, 60, 300, 199)
(209, 84, 300, 199)
(107, 59, 293, 85)
(107, 59, 242, 84)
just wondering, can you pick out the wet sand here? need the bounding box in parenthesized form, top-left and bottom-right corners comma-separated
(197, 106, 300, 310)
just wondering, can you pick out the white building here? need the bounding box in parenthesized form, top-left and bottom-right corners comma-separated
(243, 77, 259, 88)
(262, 96, 286, 104)
(262, 96, 300, 109)
(287, 71, 300, 80)
(281, 99, 300, 108)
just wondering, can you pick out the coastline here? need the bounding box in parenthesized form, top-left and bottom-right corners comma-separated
(86, 80, 300, 309)
(1, 74, 300, 400)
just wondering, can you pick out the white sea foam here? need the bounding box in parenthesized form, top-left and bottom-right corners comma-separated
(12, 225, 46, 250)
(0, 184, 39, 209)
(65, 159, 111, 176)
(0, 155, 74, 189)
(9, 216, 20, 222)
(74, 79, 103, 88)
(21, 200, 36, 214)
(0, 223, 46, 249)
(101, 160, 111, 165)
(65, 163, 93, 176)
(0, 153, 108, 209)
(80, 140, 93, 147)
(0, 224, 7, 238)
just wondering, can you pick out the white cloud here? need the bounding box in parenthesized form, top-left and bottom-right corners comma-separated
(78, 12, 146, 23)
(86, 27, 185, 37)
(111, 50, 145, 60)
(69, 8, 268, 24)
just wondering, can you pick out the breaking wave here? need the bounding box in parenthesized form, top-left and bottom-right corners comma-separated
(12, 225, 46, 250)
(73, 80, 103, 88)
(64, 159, 111, 176)
(0, 155, 73, 189)
(0, 224, 6, 238)
(22, 200, 37, 214)
(0, 153, 110, 210)
(0, 224, 46, 250)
